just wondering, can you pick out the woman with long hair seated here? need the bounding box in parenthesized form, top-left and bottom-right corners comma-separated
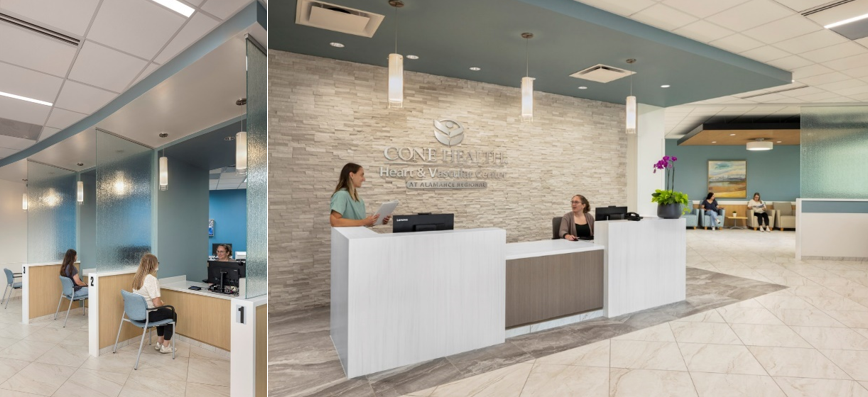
(131, 254, 177, 354)
(59, 249, 87, 297)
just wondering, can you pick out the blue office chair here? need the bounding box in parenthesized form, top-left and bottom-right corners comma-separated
(113, 290, 175, 370)
(2, 269, 22, 309)
(54, 277, 88, 327)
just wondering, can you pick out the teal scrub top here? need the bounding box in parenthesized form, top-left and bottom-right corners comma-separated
(330, 189, 366, 220)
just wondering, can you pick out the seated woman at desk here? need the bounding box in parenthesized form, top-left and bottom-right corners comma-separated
(559, 194, 595, 240)
(329, 162, 390, 227)
(60, 249, 87, 297)
(132, 254, 177, 354)
(215, 244, 232, 261)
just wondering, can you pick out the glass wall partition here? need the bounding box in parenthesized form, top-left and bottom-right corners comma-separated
(26, 161, 77, 264)
(245, 36, 266, 298)
(801, 106, 868, 199)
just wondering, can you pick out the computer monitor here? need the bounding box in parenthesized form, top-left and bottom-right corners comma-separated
(393, 213, 454, 233)
(595, 206, 628, 221)
(207, 261, 245, 293)
(211, 243, 232, 257)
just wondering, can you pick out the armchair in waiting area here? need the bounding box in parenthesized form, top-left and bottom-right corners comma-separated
(773, 202, 796, 231)
(683, 208, 700, 229)
(749, 209, 777, 230)
(700, 209, 726, 230)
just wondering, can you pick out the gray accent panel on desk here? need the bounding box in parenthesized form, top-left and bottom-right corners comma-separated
(506, 250, 604, 328)
(802, 201, 868, 213)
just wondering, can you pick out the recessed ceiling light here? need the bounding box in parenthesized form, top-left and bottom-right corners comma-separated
(578, 86, 588, 90)
(661, 85, 670, 88)
(712, 141, 717, 143)
(777, 141, 781, 143)
(791, 79, 795, 83)
(406, 55, 419, 60)
(469, 67, 481, 71)
(0, 90, 52, 106)
(824, 12, 868, 29)
(330, 42, 345, 48)
(150, 0, 195, 17)
(730, 133, 736, 136)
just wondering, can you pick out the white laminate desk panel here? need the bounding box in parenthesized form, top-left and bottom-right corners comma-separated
(505, 239, 602, 260)
(161, 280, 235, 301)
(332, 227, 506, 378)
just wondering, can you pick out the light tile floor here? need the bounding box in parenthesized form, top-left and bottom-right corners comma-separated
(400, 229, 868, 397)
(0, 300, 229, 397)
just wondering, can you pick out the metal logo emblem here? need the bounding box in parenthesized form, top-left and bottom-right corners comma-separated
(433, 119, 464, 147)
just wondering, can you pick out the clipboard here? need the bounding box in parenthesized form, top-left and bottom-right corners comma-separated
(373, 200, 399, 223)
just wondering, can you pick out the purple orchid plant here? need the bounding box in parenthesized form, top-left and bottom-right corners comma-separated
(653, 155, 678, 191)
(651, 155, 689, 213)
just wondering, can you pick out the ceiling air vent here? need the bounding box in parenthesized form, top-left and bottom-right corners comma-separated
(570, 64, 635, 83)
(0, 12, 79, 46)
(295, 0, 385, 38)
(801, 0, 854, 16)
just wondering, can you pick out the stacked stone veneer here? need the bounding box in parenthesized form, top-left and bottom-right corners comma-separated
(269, 51, 627, 312)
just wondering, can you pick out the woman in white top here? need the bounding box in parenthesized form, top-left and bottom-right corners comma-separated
(747, 192, 771, 232)
(131, 254, 177, 354)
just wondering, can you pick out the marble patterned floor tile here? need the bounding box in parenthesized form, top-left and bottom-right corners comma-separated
(428, 362, 532, 397)
(54, 368, 128, 397)
(184, 382, 230, 397)
(0, 362, 76, 396)
(613, 324, 675, 342)
(791, 326, 868, 350)
(773, 377, 868, 397)
(0, 340, 57, 362)
(187, 357, 230, 387)
(78, 351, 137, 376)
(609, 369, 697, 397)
(690, 373, 785, 397)
(717, 306, 785, 325)
(730, 324, 812, 348)
(609, 340, 687, 371)
(401, 386, 435, 397)
(118, 377, 186, 397)
(770, 308, 847, 327)
(0, 390, 43, 397)
(787, 286, 845, 299)
(678, 343, 767, 375)
(533, 340, 609, 367)
(34, 342, 89, 368)
(669, 322, 742, 345)
(674, 311, 726, 323)
(820, 350, 868, 381)
(824, 310, 868, 328)
(749, 346, 851, 379)
(23, 327, 75, 344)
(509, 321, 636, 359)
(128, 355, 190, 383)
(368, 358, 463, 397)
(754, 295, 816, 311)
(0, 360, 29, 386)
(519, 364, 607, 396)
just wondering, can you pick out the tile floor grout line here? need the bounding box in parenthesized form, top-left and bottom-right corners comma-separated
(669, 321, 701, 397)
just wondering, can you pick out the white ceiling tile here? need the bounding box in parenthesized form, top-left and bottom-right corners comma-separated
(792, 64, 833, 79)
(780, 86, 824, 96)
(54, 81, 117, 115)
(0, 97, 51, 125)
(816, 79, 867, 92)
(45, 108, 87, 129)
(710, 34, 765, 53)
(0, 62, 63, 104)
(824, 53, 868, 72)
(798, 72, 850, 85)
(0, 135, 35, 150)
(200, 0, 250, 20)
(672, 20, 734, 43)
(0, 24, 78, 78)
(740, 46, 791, 62)
(68, 41, 150, 93)
(631, 4, 698, 30)
(186, 0, 206, 6)
(705, 0, 794, 32)
(154, 13, 220, 64)
(0, 0, 101, 36)
(87, 0, 187, 60)
(742, 15, 821, 44)
(775, 0, 838, 12)
(800, 42, 868, 63)
(774, 29, 851, 54)
(814, 96, 857, 103)
(766, 55, 813, 70)
(131, 63, 161, 87)
(575, 0, 657, 16)
(38, 127, 61, 141)
(803, 0, 868, 27)
(842, 65, 868, 78)
(661, 0, 748, 18)
(850, 92, 868, 100)
(0, 147, 19, 158)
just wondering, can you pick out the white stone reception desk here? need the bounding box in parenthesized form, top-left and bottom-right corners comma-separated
(594, 218, 687, 318)
(330, 227, 506, 378)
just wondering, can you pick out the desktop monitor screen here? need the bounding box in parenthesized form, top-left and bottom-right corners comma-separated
(595, 206, 628, 221)
(393, 213, 454, 233)
(211, 243, 232, 257)
(207, 260, 246, 288)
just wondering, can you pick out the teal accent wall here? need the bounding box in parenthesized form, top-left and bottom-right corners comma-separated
(157, 158, 209, 282)
(208, 190, 247, 257)
(665, 140, 800, 201)
(78, 170, 96, 269)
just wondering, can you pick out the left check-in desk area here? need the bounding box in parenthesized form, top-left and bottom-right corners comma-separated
(22, 261, 91, 324)
(332, 218, 686, 378)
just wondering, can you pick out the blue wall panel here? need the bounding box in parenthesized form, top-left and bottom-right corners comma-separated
(208, 189, 247, 257)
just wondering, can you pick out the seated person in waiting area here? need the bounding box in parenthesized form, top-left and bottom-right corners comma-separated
(60, 249, 87, 297)
(132, 254, 177, 354)
(747, 192, 772, 232)
(702, 192, 725, 230)
(559, 194, 595, 240)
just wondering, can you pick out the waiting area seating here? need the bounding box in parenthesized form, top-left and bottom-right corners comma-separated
(55, 277, 87, 327)
(2, 269, 21, 309)
(774, 202, 796, 231)
(749, 209, 777, 230)
(683, 208, 699, 229)
(700, 209, 726, 230)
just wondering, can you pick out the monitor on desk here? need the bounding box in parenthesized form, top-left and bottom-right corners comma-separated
(595, 206, 628, 221)
(206, 261, 245, 293)
(393, 213, 454, 233)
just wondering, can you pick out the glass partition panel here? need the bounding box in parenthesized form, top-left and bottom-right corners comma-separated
(27, 161, 77, 264)
(801, 106, 868, 199)
(95, 130, 152, 272)
(245, 37, 267, 298)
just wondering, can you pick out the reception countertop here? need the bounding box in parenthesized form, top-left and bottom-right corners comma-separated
(506, 239, 601, 261)
(161, 280, 236, 301)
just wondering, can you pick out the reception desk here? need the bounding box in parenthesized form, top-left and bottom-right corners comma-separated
(331, 227, 506, 378)
(796, 198, 868, 260)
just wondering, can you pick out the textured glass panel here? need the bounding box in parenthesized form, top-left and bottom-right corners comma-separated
(27, 161, 77, 264)
(246, 38, 267, 298)
(801, 106, 868, 199)
(95, 131, 152, 272)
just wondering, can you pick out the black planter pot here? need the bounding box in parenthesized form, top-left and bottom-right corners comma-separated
(657, 203, 682, 219)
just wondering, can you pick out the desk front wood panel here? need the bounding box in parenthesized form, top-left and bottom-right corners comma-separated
(506, 250, 604, 328)
(29, 263, 80, 319)
(99, 273, 138, 349)
(161, 289, 231, 351)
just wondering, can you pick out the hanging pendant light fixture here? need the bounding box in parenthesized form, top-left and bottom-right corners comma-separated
(236, 119, 247, 175)
(625, 58, 637, 135)
(77, 180, 84, 204)
(159, 150, 169, 191)
(388, 0, 404, 109)
(521, 32, 534, 122)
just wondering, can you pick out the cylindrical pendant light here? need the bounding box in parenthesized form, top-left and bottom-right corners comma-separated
(159, 152, 168, 191)
(22, 193, 27, 210)
(625, 58, 637, 135)
(236, 127, 248, 175)
(747, 138, 773, 151)
(388, 1, 404, 109)
(77, 180, 84, 204)
(521, 32, 534, 122)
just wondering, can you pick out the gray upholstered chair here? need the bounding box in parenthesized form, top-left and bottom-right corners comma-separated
(55, 277, 87, 327)
(113, 290, 175, 370)
(773, 202, 796, 231)
(2, 269, 21, 309)
(683, 208, 700, 229)
(700, 209, 726, 230)
(552, 217, 562, 240)
(749, 209, 777, 230)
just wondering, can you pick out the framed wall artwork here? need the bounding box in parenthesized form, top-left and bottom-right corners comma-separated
(708, 160, 747, 198)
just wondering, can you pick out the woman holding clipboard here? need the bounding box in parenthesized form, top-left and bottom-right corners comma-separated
(330, 163, 391, 227)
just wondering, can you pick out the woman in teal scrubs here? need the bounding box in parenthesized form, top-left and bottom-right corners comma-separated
(330, 163, 391, 227)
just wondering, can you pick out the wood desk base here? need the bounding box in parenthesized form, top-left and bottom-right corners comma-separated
(162, 289, 231, 351)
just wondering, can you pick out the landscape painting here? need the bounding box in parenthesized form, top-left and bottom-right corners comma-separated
(708, 160, 746, 198)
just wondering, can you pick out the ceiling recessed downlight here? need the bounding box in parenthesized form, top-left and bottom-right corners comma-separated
(824, 12, 868, 29)
(150, 0, 195, 17)
(406, 55, 419, 59)
(730, 133, 736, 136)
(0, 91, 52, 106)
(711, 141, 717, 144)
(578, 86, 587, 90)
(330, 42, 345, 48)
(661, 85, 670, 88)
(776, 140, 781, 143)
(469, 67, 481, 71)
